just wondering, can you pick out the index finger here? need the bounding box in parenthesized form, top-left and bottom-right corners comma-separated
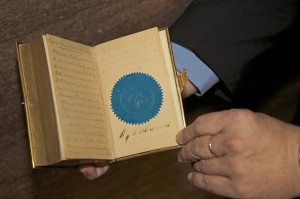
(177, 110, 229, 144)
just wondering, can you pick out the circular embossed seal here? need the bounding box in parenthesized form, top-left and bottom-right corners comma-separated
(111, 72, 163, 125)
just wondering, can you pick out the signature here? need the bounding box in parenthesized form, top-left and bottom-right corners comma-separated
(119, 122, 171, 142)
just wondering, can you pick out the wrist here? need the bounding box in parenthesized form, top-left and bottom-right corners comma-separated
(181, 81, 198, 99)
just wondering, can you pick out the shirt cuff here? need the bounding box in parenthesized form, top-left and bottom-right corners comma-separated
(171, 42, 219, 96)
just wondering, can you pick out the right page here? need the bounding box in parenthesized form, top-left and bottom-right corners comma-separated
(94, 27, 185, 159)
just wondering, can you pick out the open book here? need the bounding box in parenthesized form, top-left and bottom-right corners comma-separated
(16, 27, 187, 168)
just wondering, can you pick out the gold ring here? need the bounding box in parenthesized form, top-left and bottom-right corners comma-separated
(208, 136, 216, 156)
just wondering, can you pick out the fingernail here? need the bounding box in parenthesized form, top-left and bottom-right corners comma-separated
(96, 165, 109, 177)
(103, 165, 110, 172)
(176, 131, 183, 144)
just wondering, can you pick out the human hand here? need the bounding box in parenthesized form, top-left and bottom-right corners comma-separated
(77, 79, 196, 180)
(79, 164, 110, 180)
(177, 109, 300, 199)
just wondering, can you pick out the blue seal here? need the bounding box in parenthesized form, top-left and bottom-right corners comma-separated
(111, 72, 163, 125)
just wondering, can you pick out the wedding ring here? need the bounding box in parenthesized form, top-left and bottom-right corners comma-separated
(208, 136, 216, 156)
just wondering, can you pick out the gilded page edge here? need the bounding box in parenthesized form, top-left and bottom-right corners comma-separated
(114, 145, 182, 162)
(16, 42, 37, 168)
(159, 28, 186, 128)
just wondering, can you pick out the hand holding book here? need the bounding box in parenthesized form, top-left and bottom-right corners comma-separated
(79, 81, 198, 179)
(17, 27, 188, 168)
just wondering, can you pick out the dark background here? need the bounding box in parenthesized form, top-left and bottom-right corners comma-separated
(0, 1, 298, 199)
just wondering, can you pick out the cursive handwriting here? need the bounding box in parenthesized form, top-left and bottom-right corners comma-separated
(119, 122, 171, 143)
(46, 35, 110, 155)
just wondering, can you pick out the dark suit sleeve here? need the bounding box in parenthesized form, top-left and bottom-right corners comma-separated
(170, 0, 299, 94)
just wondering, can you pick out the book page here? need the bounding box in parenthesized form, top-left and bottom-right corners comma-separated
(43, 35, 113, 160)
(94, 28, 185, 158)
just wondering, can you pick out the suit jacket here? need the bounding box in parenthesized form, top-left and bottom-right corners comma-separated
(170, 0, 300, 119)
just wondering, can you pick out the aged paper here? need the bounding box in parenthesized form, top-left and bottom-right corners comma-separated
(44, 35, 112, 159)
(94, 28, 182, 158)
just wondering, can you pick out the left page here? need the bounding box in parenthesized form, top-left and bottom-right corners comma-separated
(43, 35, 113, 160)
